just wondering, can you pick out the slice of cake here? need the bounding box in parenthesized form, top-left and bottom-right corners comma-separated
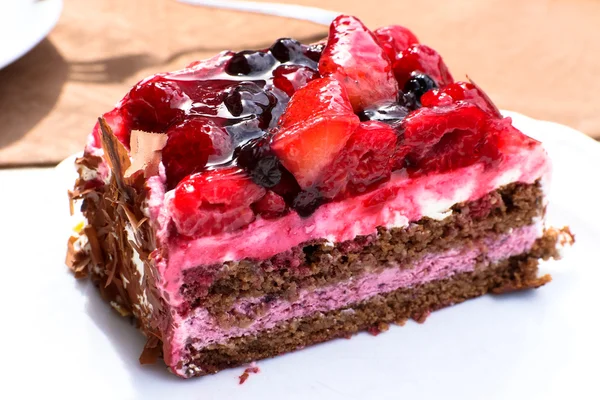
(66, 15, 572, 378)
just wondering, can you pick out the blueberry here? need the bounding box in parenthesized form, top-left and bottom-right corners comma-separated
(269, 38, 303, 63)
(235, 137, 281, 188)
(403, 72, 438, 106)
(358, 103, 409, 128)
(225, 51, 277, 76)
(250, 156, 282, 188)
(292, 189, 323, 217)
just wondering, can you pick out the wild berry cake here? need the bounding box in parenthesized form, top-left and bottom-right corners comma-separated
(66, 15, 571, 378)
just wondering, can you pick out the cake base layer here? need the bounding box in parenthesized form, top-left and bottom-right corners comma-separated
(180, 233, 559, 377)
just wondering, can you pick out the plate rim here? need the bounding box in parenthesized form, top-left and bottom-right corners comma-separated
(0, 0, 64, 70)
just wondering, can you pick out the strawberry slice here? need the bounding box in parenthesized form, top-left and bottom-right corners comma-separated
(171, 167, 265, 237)
(347, 121, 398, 193)
(271, 77, 359, 188)
(319, 15, 398, 112)
(397, 102, 502, 174)
(421, 81, 502, 118)
(393, 44, 453, 88)
(318, 121, 397, 198)
(374, 25, 420, 64)
(162, 118, 232, 188)
(402, 102, 488, 149)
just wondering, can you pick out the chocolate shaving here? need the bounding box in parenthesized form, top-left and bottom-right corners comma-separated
(65, 235, 90, 279)
(98, 117, 133, 201)
(125, 130, 167, 181)
(140, 336, 162, 365)
(84, 225, 104, 266)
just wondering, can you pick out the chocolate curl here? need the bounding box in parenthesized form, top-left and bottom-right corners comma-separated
(98, 117, 133, 201)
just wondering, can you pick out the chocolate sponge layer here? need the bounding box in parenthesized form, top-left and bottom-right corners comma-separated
(177, 231, 559, 377)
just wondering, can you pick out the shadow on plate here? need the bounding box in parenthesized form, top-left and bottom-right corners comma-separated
(73, 278, 181, 383)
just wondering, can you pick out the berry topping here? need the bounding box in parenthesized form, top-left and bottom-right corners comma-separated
(171, 167, 265, 237)
(346, 121, 397, 193)
(319, 15, 398, 112)
(403, 72, 438, 106)
(399, 102, 495, 173)
(318, 121, 397, 198)
(392, 44, 453, 88)
(271, 77, 360, 188)
(123, 76, 187, 132)
(162, 118, 232, 188)
(420, 81, 502, 118)
(358, 103, 409, 129)
(272, 65, 320, 97)
(269, 38, 303, 63)
(87, 17, 529, 228)
(374, 25, 420, 62)
(252, 190, 287, 219)
(225, 51, 277, 76)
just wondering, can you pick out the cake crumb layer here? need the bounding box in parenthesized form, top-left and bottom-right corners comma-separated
(179, 231, 560, 377)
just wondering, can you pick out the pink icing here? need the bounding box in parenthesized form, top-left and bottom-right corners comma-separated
(164, 223, 541, 371)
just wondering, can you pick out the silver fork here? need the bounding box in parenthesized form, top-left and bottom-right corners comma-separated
(176, 0, 338, 26)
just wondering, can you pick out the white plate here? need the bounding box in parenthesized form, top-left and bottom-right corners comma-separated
(0, 0, 63, 70)
(1, 111, 599, 399)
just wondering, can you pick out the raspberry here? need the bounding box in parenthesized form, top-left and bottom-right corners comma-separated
(123, 76, 187, 132)
(162, 118, 232, 188)
(171, 167, 265, 237)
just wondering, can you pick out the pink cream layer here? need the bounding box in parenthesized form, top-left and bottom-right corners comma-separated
(164, 223, 541, 373)
(145, 141, 550, 304)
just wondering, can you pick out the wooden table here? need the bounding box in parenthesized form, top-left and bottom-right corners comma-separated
(1, 0, 599, 166)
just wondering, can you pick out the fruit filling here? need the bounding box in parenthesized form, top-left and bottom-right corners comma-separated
(90, 15, 538, 238)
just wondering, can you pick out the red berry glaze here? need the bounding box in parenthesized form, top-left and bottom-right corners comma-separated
(252, 190, 287, 219)
(171, 167, 265, 237)
(421, 81, 502, 118)
(319, 15, 398, 112)
(162, 118, 232, 188)
(374, 25, 419, 63)
(123, 76, 187, 133)
(273, 65, 320, 97)
(393, 44, 453, 88)
(272, 77, 360, 188)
